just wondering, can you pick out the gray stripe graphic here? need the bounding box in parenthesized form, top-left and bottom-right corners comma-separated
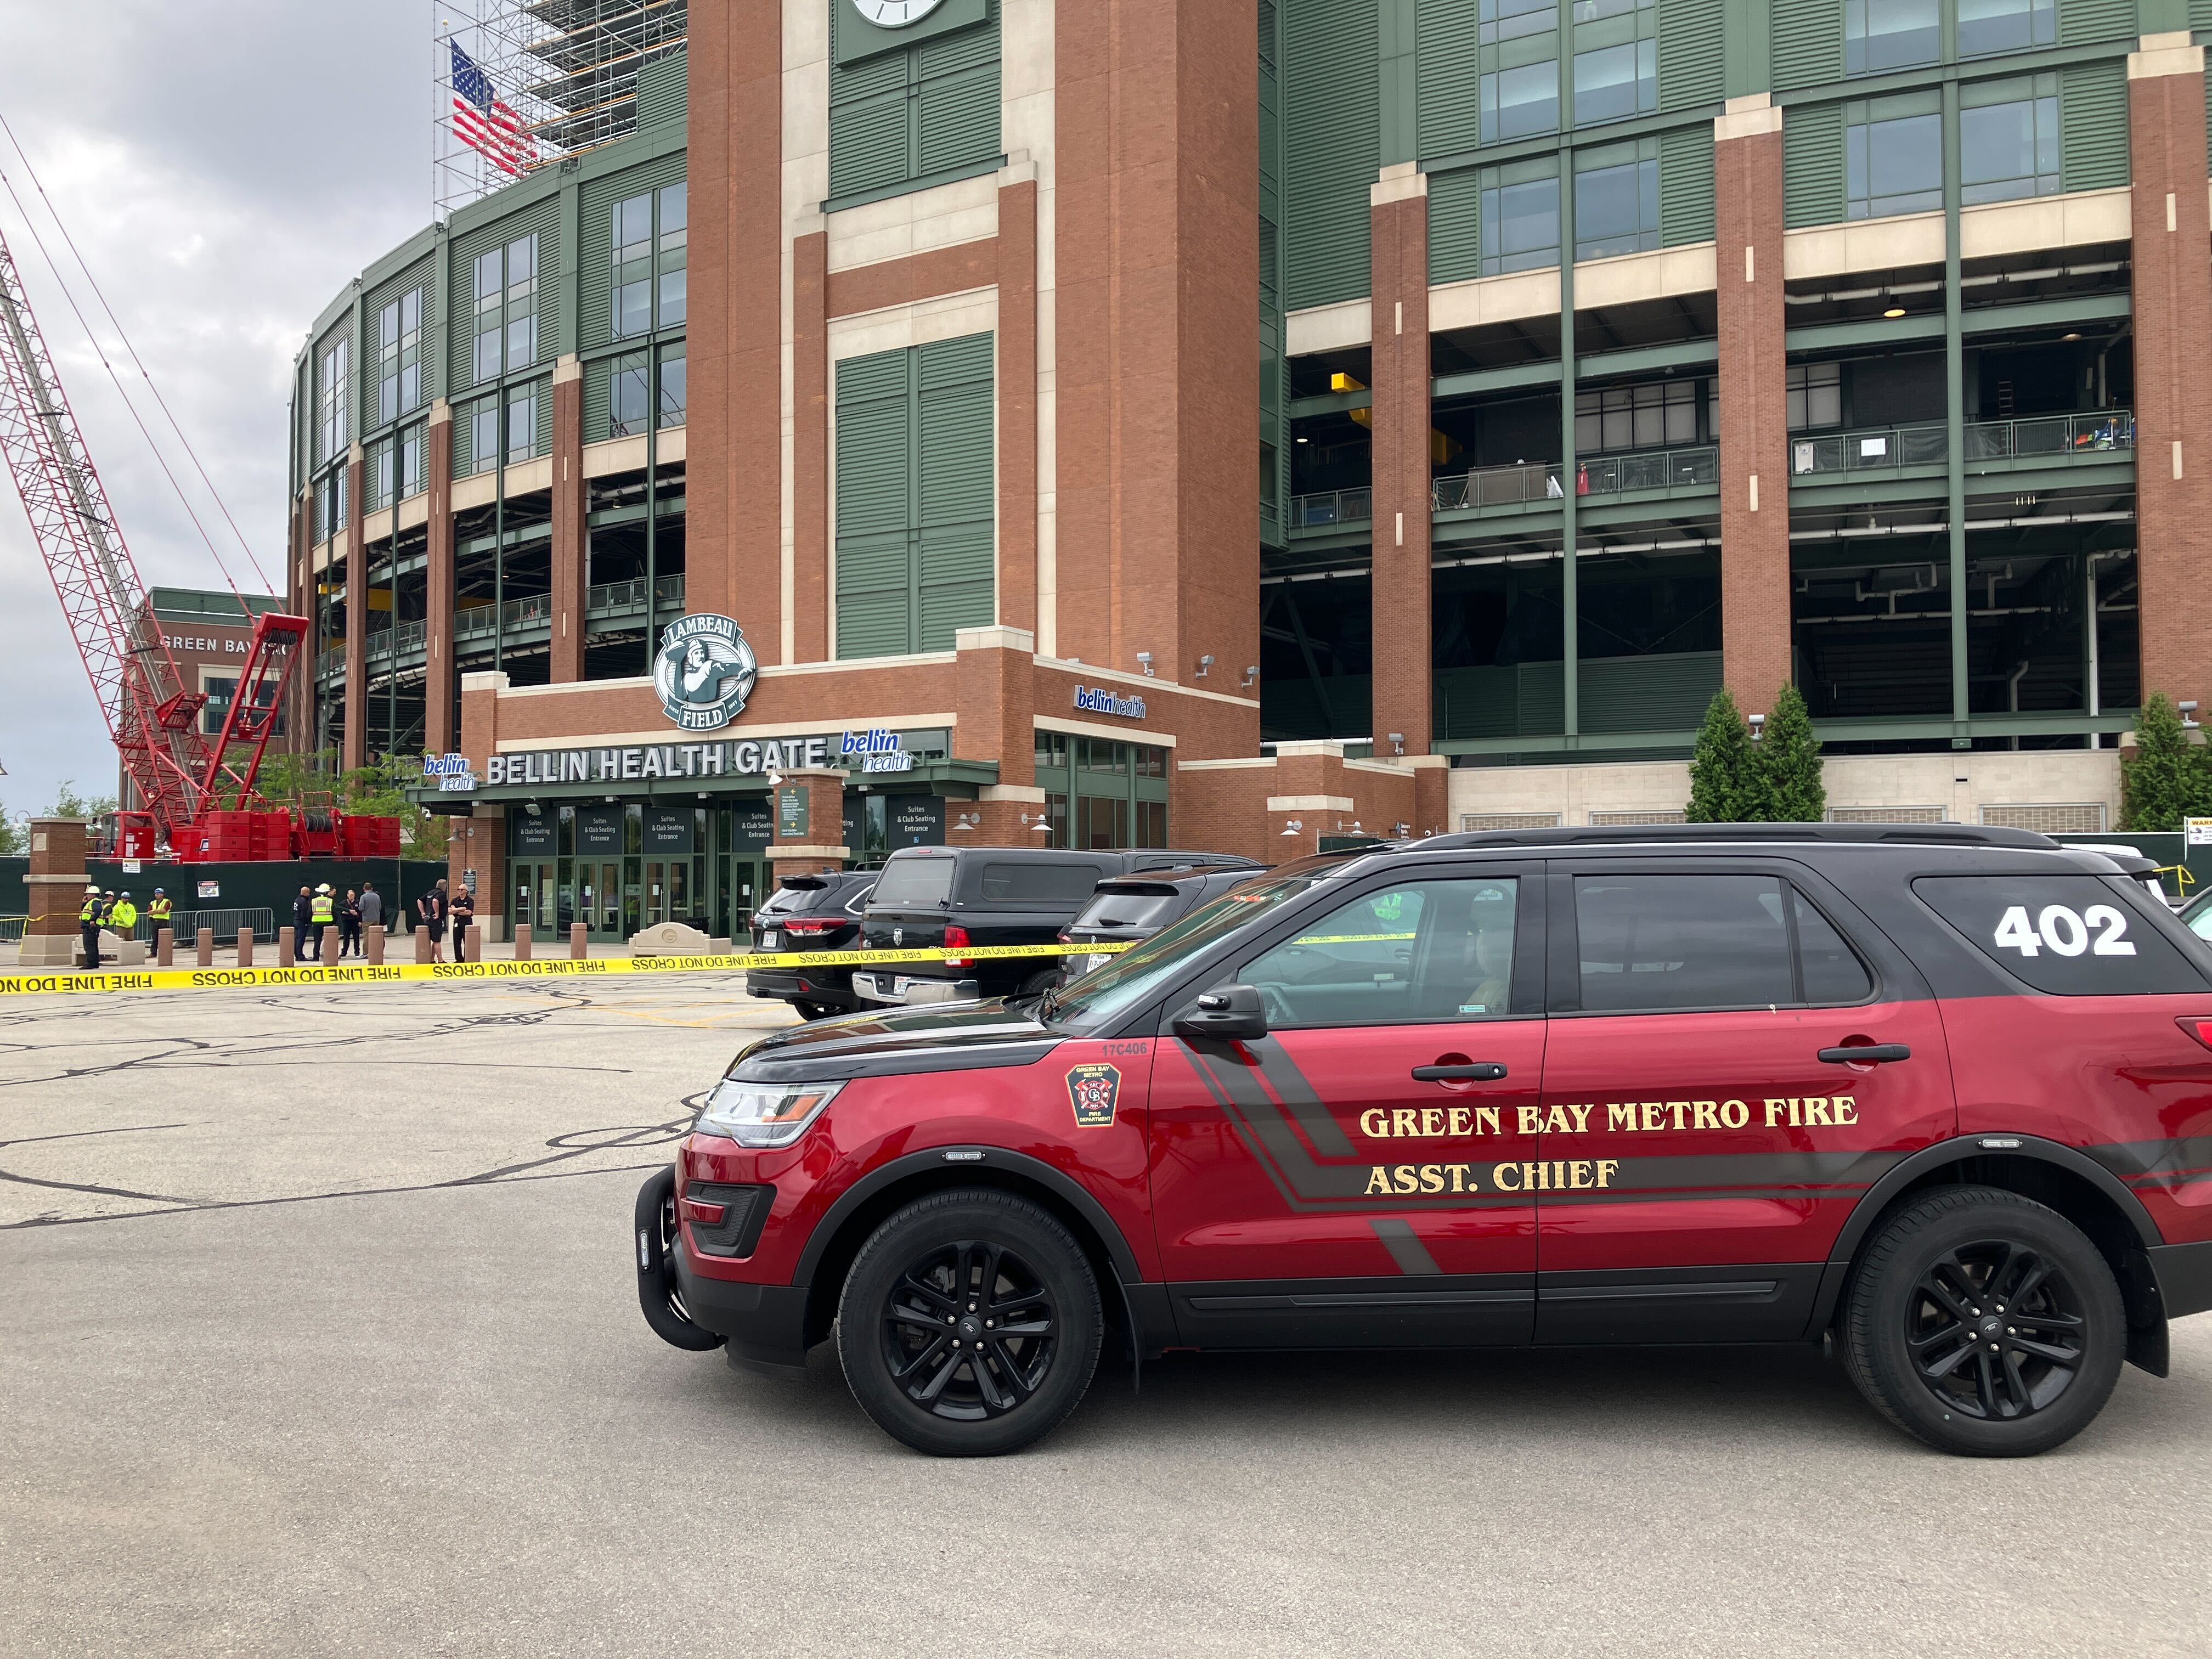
(1369, 1218, 1443, 1276)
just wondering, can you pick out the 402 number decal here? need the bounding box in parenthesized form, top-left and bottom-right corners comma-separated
(1991, 902, 2136, 958)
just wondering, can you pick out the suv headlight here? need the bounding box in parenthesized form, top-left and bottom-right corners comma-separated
(695, 1078, 844, 1148)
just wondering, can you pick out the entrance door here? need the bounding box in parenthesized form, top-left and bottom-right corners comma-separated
(645, 861, 667, 927)
(1534, 863, 1955, 1343)
(1148, 868, 1547, 1347)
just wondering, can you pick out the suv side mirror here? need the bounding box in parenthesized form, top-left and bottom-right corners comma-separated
(1173, 983, 1268, 1042)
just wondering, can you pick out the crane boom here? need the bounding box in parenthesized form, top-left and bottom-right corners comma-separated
(0, 217, 305, 844)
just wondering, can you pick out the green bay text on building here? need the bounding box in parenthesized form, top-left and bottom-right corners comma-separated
(293, 0, 2212, 940)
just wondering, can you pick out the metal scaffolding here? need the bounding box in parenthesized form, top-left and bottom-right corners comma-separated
(433, 0, 689, 218)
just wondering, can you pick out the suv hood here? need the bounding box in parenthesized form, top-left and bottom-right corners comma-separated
(731, 1001, 1064, 1084)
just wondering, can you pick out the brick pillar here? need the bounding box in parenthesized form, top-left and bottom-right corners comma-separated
(1370, 164, 1432, 755)
(687, 1, 785, 655)
(793, 225, 830, 663)
(1714, 95, 1792, 710)
(955, 628, 1041, 839)
(2129, 33, 2212, 711)
(425, 402, 457, 753)
(550, 357, 585, 682)
(768, 768, 848, 883)
(341, 443, 368, 770)
(18, 817, 89, 967)
(999, 171, 1040, 637)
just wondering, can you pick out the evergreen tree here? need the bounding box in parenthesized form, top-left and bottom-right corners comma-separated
(1686, 686, 1752, 822)
(2120, 692, 2212, 831)
(1753, 681, 1826, 822)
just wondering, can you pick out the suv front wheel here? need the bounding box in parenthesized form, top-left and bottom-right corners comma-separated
(837, 1189, 1103, 1455)
(1843, 1186, 2124, 1457)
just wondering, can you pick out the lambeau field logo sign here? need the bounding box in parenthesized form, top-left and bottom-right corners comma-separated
(653, 614, 758, 732)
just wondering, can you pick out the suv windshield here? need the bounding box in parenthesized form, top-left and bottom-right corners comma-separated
(1048, 872, 1327, 1030)
(1069, 888, 1186, 933)
(871, 856, 957, 908)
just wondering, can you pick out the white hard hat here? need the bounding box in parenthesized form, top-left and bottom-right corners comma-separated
(316, 883, 332, 894)
(86, 884, 99, 894)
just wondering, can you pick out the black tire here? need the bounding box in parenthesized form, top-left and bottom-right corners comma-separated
(1842, 1185, 2123, 1457)
(837, 1189, 1103, 1456)
(634, 1167, 725, 1352)
(791, 1001, 831, 1022)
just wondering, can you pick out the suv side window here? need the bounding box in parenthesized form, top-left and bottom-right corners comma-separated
(1573, 873, 1870, 1013)
(1915, 874, 2209, 995)
(978, 862, 1104, 905)
(1242, 878, 1518, 1028)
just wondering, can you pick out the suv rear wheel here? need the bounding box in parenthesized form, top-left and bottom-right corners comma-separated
(1843, 1185, 2123, 1457)
(837, 1189, 1103, 1456)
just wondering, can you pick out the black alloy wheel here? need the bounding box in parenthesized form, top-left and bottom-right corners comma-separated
(838, 1190, 1102, 1455)
(1843, 1186, 2123, 1457)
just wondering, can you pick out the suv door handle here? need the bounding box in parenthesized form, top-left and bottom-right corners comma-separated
(1818, 1044, 1911, 1064)
(1411, 1062, 1508, 1082)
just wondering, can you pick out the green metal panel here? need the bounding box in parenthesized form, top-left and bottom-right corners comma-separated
(578, 150, 687, 349)
(1783, 101, 1847, 227)
(2058, 0, 2137, 46)
(1415, 0, 1482, 159)
(1659, 125, 1716, 243)
(914, 335, 995, 648)
(1770, 0, 1842, 92)
(360, 256, 434, 437)
(637, 46, 688, 129)
(1658, 0, 1726, 110)
(583, 358, 612, 443)
(1579, 652, 1723, 733)
(2060, 60, 2130, 191)
(1284, 0, 1379, 310)
(917, 63, 1000, 173)
(830, 0, 1000, 204)
(1427, 166, 1483, 283)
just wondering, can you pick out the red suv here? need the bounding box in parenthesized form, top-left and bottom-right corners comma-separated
(636, 826, 2212, 1458)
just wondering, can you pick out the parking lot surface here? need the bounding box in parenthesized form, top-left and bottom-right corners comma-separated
(4, 978, 2209, 1657)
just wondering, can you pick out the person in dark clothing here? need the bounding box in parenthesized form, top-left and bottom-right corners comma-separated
(419, 881, 448, 962)
(449, 883, 477, 961)
(292, 887, 314, 958)
(78, 884, 103, 968)
(338, 889, 363, 958)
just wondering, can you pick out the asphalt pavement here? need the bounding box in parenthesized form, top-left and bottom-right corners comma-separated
(3, 978, 2209, 1657)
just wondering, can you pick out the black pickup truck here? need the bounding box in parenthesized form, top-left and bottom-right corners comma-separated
(851, 845, 1259, 1008)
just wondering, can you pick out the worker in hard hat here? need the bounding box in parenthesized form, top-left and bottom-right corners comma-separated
(308, 883, 336, 962)
(78, 884, 103, 968)
(110, 891, 138, 943)
(146, 888, 172, 939)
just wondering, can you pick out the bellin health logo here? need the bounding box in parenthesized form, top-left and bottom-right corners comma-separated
(653, 614, 759, 732)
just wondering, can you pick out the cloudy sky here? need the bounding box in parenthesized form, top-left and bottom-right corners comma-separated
(0, 1, 430, 826)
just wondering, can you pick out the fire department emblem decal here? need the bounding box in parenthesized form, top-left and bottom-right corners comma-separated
(653, 613, 758, 732)
(1065, 1062, 1121, 1128)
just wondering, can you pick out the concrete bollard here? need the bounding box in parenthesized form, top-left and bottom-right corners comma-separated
(464, 923, 482, 963)
(514, 923, 532, 961)
(236, 928, 254, 968)
(569, 922, 588, 960)
(195, 927, 214, 968)
(278, 926, 296, 968)
(155, 927, 173, 967)
(366, 924, 385, 966)
(415, 924, 431, 964)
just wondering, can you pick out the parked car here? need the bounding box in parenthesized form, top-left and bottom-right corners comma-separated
(746, 870, 878, 1020)
(1049, 866, 1268, 986)
(639, 822, 2212, 1458)
(2181, 884, 2212, 941)
(851, 845, 1261, 1008)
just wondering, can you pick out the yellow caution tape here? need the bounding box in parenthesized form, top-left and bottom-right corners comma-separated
(0, 940, 1133, 999)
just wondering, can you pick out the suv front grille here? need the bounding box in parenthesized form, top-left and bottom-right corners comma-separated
(684, 1182, 775, 1257)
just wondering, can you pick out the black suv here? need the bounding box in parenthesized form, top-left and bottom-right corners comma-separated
(1051, 866, 1266, 985)
(746, 870, 878, 1019)
(853, 845, 1259, 1008)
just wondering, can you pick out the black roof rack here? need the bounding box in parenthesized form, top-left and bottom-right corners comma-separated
(1418, 823, 2059, 853)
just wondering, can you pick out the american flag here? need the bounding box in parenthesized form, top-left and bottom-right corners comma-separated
(449, 42, 537, 177)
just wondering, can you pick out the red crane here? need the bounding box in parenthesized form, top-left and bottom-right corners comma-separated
(0, 218, 307, 856)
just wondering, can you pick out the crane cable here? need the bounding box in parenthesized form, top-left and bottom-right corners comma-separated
(0, 115, 275, 599)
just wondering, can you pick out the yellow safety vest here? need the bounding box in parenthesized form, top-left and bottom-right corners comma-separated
(311, 894, 335, 923)
(147, 899, 172, 921)
(80, 900, 100, 923)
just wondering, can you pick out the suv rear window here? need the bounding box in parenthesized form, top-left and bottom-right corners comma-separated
(978, 862, 1104, 905)
(871, 857, 957, 908)
(1070, 888, 1186, 932)
(1915, 875, 2208, 995)
(1572, 874, 1872, 1012)
(760, 879, 833, 916)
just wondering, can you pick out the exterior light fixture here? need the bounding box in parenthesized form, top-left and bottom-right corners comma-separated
(1748, 713, 1766, 740)
(952, 812, 980, 832)
(2183, 701, 2201, 730)
(1387, 732, 1405, 755)
(1196, 654, 1214, 678)
(1136, 651, 1155, 676)
(1883, 306, 1906, 318)
(2062, 332, 2082, 341)
(1241, 665, 1259, 690)
(1280, 818, 1304, 837)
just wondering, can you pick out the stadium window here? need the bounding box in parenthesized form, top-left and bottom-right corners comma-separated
(399, 422, 426, 499)
(610, 352, 649, 437)
(1481, 0, 1555, 44)
(1846, 0, 1939, 76)
(505, 235, 538, 370)
(473, 249, 502, 383)
(505, 384, 537, 462)
(614, 192, 653, 339)
(317, 336, 348, 464)
(1960, 82, 2059, 205)
(470, 399, 499, 476)
(657, 345, 686, 428)
(1482, 59, 1559, 143)
(1574, 152, 1658, 258)
(1846, 103, 1942, 218)
(377, 302, 401, 427)
(1959, 0, 2053, 57)
(1572, 40, 1655, 127)
(369, 437, 392, 510)
(658, 183, 686, 329)
(1575, 381, 1697, 454)
(1787, 363, 1843, 431)
(1480, 169, 1560, 275)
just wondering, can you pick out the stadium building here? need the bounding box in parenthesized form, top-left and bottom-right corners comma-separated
(293, 0, 2212, 940)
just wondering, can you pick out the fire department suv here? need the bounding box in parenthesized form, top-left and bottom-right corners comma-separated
(636, 825, 2212, 1458)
